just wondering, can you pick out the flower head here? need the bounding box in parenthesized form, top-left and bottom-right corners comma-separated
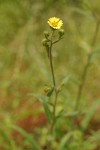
(47, 17, 63, 29)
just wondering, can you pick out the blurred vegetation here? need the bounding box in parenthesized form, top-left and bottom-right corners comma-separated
(0, 0, 100, 149)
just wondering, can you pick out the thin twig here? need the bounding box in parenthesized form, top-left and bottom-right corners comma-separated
(52, 37, 63, 44)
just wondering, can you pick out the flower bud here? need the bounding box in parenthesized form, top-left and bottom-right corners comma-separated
(58, 29, 64, 38)
(42, 38, 48, 46)
(43, 31, 50, 38)
(44, 85, 51, 94)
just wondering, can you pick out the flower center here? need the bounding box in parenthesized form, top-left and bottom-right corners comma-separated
(52, 20, 60, 27)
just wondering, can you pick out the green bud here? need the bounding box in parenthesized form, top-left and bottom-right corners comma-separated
(58, 29, 64, 38)
(42, 38, 48, 46)
(43, 31, 50, 38)
(44, 85, 51, 93)
(43, 31, 50, 37)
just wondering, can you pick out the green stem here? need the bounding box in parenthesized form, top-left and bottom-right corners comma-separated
(75, 19, 100, 111)
(49, 30, 56, 88)
(49, 30, 58, 133)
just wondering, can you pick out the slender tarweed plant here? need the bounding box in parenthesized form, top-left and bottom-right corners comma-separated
(42, 17, 64, 134)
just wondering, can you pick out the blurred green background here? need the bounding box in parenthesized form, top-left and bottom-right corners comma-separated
(0, 0, 100, 149)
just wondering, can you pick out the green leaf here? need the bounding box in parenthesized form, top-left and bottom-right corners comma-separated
(58, 132, 72, 150)
(29, 93, 52, 123)
(60, 75, 70, 86)
(63, 111, 80, 117)
(10, 125, 41, 150)
(57, 110, 81, 119)
(28, 93, 49, 103)
(57, 75, 70, 91)
(81, 99, 100, 130)
(42, 102, 52, 123)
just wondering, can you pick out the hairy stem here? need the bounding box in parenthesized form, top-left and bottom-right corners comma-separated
(75, 19, 100, 111)
(49, 30, 58, 133)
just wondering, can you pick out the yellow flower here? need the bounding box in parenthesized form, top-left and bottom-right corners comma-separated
(47, 17, 63, 29)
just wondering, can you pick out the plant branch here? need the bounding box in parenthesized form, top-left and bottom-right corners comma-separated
(75, 19, 100, 111)
(52, 37, 63, 44)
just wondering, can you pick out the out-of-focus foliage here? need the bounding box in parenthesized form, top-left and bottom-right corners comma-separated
(0, 0, 100, 149)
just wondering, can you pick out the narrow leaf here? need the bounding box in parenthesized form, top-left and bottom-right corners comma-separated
(10, 125, 41, 150)
(42, 102, 52, 123)
(28, 93, 49, 103)
(81, 99, 100, 130)
(29, 93, 52, 123)
(58, 132, 72, 150)
(58, 75, 70, 91)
